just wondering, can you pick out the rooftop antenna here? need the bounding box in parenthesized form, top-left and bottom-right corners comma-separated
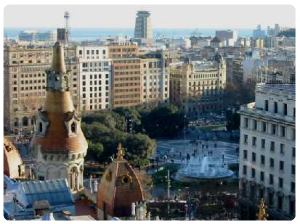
(64, 11, 70, 44)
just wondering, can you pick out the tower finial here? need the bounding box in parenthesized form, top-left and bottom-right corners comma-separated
(52, 42, 66, 74)
(116, 143, 125, 160)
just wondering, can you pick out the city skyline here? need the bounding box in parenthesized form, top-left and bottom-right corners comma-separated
(4, 5, 295, 29)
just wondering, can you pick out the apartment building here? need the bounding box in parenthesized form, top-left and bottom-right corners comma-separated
(112, 58, 142, 108)
(107, 43, 139, 59)
(4, 45, 79, 134)
(170, 53, 226, 117)
(239, 84, 295, 220)
(76, 46, 112, 111)
(140, 52, 169, 104)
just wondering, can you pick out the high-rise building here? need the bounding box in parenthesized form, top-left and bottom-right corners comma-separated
(239, 84, 295, 220)
(216, 30, 238, 41)
(31, 42, 88, 193)
(134, 11, 153, 45)
(215, 30, 238, 46)
(170, 53, 226, 117)
(76, 46, 112, 111)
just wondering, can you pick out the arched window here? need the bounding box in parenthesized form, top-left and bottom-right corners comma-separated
(71, 122, 76, 133)
(22, 117, 28, 126)
(39, 122, 43, 133)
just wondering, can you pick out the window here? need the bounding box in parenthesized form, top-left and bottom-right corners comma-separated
(253, 120, 257, 130)
(265, 100, 269, 111)
(283, 103, 288, 115)
(251, 168, 256, 178)
(243, 150, 248, 160)
(271, 124, 277, 135)
(291, 128, 295, 140)
(279, 161, 284, 171)
(291, 165, 295, 175)
(293, 108, 295, 118)
(260, 172, 264, 182)
(281, 126, 286, 137)
(262, 122, 267, 132)
(261, 155, 265, 165)
(243, 165, 247, 175)
(252, 152, 256, 162)
(291, 182, 295, 193)
(244, 135, 248, 144)
(280, 144, 285, 154)
(269, 174, 274, 185)
(79, 50, 82, 55)
(270, 158, 274, 168)
(39, 122, 43, 133)
(244, 118, 248, 128)
(252, 137, 257, 146)
(270, 141, 275, 152)
(279, 177, 283, 188)
(71, 122, 76, 133)
(261, 139, 265, 149)
(292, 147, 295, 158)
(278, 196, 283, 210)
(274, 102, 278, 113)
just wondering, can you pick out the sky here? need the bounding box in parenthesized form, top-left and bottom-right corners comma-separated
(4, 5, 295, 29)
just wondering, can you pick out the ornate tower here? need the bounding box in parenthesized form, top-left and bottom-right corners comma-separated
(97, 144, 144, 220)
(30, 42, 88, 193)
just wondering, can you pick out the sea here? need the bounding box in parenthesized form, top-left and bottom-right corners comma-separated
(4, 28, 253, 41)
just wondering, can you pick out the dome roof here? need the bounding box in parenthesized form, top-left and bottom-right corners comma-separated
(4, 137, 24, 178)
(97, 144, 144, 218)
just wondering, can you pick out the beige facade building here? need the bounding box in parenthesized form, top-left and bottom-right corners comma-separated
(108, 43, 139, 59)
(239, 84, 295, 219)
(112, 58, 142, 108)
(170, 54, 226, 116)
(4, 46, 52, 134)
(4, 45, 79, 134)
(140, 52, 169, 104)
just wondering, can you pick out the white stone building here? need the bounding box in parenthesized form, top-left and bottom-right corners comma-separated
(141, 53, 169, 105)
(238, 83, 295, 219)
(76, 46, 112, 111)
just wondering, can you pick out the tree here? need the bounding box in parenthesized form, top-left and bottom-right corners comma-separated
(142, 104, 184, 138)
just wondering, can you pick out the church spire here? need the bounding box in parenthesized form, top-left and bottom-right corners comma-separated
(46, 42, 70, 91)
(52, 42, 66, 74)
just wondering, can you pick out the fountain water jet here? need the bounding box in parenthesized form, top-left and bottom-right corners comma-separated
(175, 153, 234, 181)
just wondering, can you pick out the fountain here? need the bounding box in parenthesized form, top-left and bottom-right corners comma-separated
(175, 153, 234, 181)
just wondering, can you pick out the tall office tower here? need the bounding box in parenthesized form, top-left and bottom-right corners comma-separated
(4, 45, 79, 134)
(169, 53, 226, 117)
(76, 46, 112, 111)
(239, 84, 295, 220)
(31, 42, 88, 193)
(134, 11, 153, 45)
